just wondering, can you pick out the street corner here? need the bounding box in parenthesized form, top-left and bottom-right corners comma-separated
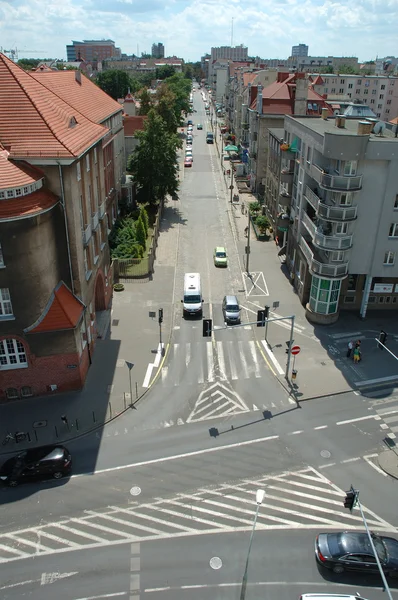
(378, 448, 398, 479)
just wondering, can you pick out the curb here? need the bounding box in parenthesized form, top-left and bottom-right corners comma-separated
(378, 450, 398, 480)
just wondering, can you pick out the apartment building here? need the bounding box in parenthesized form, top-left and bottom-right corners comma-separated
(208, 46, 249, 84)
(283, 113, 398, 324)
(264, 128, 291, 246)
(312, 74, 398, 122)
(152, 43, 165, 59)
(66, 40, 121, 63)
(291, 44, 308, 57)
(0, 53, 124, 400)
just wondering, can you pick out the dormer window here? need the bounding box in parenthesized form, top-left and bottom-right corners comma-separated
(69, 116, 77, 128)
(15, 188, 22, 197)
(7, 190, 13, 198)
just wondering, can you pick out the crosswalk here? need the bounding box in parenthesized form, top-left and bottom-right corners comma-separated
(0, 467, 393, 564)
(373, 398, 398, 441)
(160, 340, 266, 387)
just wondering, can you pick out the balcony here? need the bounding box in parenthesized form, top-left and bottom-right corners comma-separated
(299, 236, 349, 278)
(279, 190, 292, 208)
(280, 168, 294, 184)
(99, 201, 106, 219)
(302, 211, 353, 250)
(91, 211, 99, 231)
(304, 186, 357, 221)
(311, 164, 362, 191)
(82, 223, 92, 246)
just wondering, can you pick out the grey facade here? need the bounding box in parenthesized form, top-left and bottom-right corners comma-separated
(283, 115, 398, 324)
(291, 44, 308, 58)
(152, 43, 165, 59)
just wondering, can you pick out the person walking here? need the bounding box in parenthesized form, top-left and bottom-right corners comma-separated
(347, 340, 353, 358)
(353, 346, 361, 364)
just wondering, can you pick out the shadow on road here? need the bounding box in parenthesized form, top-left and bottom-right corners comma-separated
(209, 405, 301, 438)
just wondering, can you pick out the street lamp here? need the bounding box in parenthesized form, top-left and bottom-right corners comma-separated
(240, 489, 265, 600)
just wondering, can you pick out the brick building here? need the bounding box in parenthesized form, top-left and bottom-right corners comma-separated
(0, 53, 125, 400)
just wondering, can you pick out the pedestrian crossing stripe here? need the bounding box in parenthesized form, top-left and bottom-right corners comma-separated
(0, 466, 393, 564)
(186, 382, 250, 423)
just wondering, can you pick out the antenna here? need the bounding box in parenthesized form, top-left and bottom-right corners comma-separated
(231, 17, 234, 47)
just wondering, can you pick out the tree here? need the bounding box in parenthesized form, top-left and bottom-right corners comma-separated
(161, 72, 191, 124)
(96, 70, 131, 100)
(135, 216, 147, 249)
(138, 88, 153, 116)
(338, 64, 359, 75)
(17, 58, 41, 70)
(139, 206, 149, 237)
(155, 85, 178, 133)
(155, 65, 176, 80)
(127, 109, 180, 206)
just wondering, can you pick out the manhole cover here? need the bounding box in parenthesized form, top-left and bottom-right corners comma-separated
(130, 486, 142, 496)
(321, 450, 331, 458)
(210, 556, 222, 570)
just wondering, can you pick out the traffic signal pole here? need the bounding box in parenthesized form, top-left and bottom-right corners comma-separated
(285, 315, 295, 382)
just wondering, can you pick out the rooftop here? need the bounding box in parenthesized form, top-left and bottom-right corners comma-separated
(287, 115, 398, 141)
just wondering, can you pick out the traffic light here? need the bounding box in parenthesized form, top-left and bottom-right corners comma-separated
(285, 340, 295, 354)
(257, 310, 266, 327)
(379, 330, 387, 349)
(203, 319, 212, 337)
(344, 488, 357, 511)
(158, 308, 163, 324)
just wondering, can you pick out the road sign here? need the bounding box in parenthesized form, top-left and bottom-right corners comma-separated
(291, 345, 301, 355)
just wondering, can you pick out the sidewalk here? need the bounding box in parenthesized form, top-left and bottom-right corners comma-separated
(0, 202, 180, 454)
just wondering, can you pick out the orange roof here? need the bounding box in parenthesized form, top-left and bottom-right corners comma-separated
(0, 150, 44, 188)
(389, 116, 398, 125)
(0, 52, 108, 159)
(123, 115, 146, 136)
(312, 75, 325, 85)
(243, 72, 258, 87)
(0, 186, 59, 220)
(32, 70, 122, 124)
(24, 281, 85, 334)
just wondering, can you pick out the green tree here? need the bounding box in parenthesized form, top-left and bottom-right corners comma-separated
(138, 88, 153, 115)
(161, 72, 191, 124)
(135, 216, 147, 249)
(155, 85, 178, 133)
(96, 70, 131, 100)
(139, 206, 149, 237)
(127, 109, 180, 205)
(338, 64, 359, 75)
(255, 215, 270, 234)
(17, 58, 41, 70)
(155, 65, 176, 80)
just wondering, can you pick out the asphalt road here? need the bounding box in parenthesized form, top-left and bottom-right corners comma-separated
(0, 85, 397, 600)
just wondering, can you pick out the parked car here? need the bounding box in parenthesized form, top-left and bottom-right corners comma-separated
(187, 119, 193, 126)
(185, 151, 193, 161)
(222, 295, 241, 325)
(184, 157, 193, 168)
(0, 445, 72, 487)
(214, 247, 227, 267)
(187, 126, 193, 133)
(315, 531, 398, 577)
(187, 136, 193, 144)
(185, 144, 193, 151)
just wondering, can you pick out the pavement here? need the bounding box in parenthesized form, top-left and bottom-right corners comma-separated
(2, 99, 398, 479)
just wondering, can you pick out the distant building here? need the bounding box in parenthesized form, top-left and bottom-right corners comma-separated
(208, 46, 249, 84)
(66, 40, 121, 63)
(291, 44, 308, 57)
(151, 43, 165, 59)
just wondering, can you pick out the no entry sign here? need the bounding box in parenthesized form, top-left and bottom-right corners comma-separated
(291, 345, 301, 355)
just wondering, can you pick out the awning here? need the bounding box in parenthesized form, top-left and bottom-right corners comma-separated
(289, 137, 299, 153)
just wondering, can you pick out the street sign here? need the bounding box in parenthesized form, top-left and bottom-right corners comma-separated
(125, 361, 134, 370)
(291, 345, 301, 355)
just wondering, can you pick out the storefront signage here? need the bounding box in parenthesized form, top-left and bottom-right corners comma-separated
(373, 284, 394, 293)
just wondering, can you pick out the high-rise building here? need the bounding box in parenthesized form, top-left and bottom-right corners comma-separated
(66, 40, 121, 62)
(152, 43, 165, 59)
(291, 44, 309, 57)
(210, 45, 248, 62)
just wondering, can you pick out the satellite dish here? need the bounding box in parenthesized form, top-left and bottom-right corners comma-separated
(373, 121, 386, 136)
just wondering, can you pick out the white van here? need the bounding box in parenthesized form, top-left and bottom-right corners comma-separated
(182, 273, 203, 317)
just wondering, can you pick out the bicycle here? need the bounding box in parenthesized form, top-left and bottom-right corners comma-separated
(2, 433, 15, 446)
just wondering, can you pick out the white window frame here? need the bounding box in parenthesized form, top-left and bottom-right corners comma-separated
(331, 251, 344, 262)
(339, 192, 352, 206)
(335, 222, 348, 235)
(94, 148, 98, 164)
(86, 154, 90, 172)
(0, 243, 4, 268)
(384, 251, 396, 265)
(80, 320, 87, 354)
(0, 338, 28, 370)
(344, 161, 357, 176)
(76, 162, 81, 181)
(389, 223, 398, 238)
(0, 288, 13, 317)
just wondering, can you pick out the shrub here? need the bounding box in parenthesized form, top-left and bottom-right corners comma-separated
(139, 206, 149, 237)
(255, 215, 270, 233)
(249, 201, 261, 214)
(135, 216, 147, 249)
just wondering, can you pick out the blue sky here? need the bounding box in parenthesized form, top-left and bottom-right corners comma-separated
(0, 0, 397, 62)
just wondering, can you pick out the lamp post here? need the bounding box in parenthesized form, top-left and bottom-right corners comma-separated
(240, 489, 265, 600)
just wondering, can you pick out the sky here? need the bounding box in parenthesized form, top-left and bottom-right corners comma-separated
(0, 0, 397, 63)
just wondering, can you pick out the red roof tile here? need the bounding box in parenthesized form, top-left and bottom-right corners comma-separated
(0, 150, 44, 188)
(0, 52, 108, 159)
(24, 281, 85, 334)
(0, 186, 59, 220)
(123, 116, 146, 136)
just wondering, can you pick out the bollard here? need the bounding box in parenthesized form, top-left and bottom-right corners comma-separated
(292, 370, 297, 380)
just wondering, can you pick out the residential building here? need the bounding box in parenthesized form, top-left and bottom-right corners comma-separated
(208, 46, 249, 83)
(375, 57, 398, 76)
(66, 40, 121, 63)
(264, 128, 291, 246)
(282, 114, 398, 324)
(291, 44, 308, 58)
(311, 74, 398, 122)
(289, 56, 359, 73)
(152, 43, 165, 59)
(0, 53, 125, 400)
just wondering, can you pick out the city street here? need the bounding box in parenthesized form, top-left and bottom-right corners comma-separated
(0, 85, 398, 600)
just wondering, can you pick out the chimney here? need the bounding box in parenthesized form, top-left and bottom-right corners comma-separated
(357, 120, 373, 135)
(321, 107, 329, 120)
(256, 84, 263, 115)
(335, 115, 346, 128)
(75, 70, 82, 85)
(365, 117, 378, 132)
(294, 75, 309, 116)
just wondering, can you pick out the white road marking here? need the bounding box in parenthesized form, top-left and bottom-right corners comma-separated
(249, 340, 261, 378)
(161, 365, 168, 383)
(206, 342, 214, 382)
(226, 341, 239, 380)
(142, 363, 155, 388)
(260, 340, 284, 375)
(185, 342, 190, 367)
(318, 463, 336, 469)
(341, 457, 360, 463)
(217, 341, 227, 381)
(238, 341, 250, 379)
(355, 374, 398, 387)
(313, 425, 328, 430)
(288, 430, 303, 435)
(329, 331, 362, 340)
(363, 455, 388, 477)
(336, 414, 377, 425)
(380, 423, 389, 429)
(144, 581, 388, 594)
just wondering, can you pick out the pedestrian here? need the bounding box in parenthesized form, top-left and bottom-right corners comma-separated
(353, 346, 361, 364)
(346, 340, 353, 358)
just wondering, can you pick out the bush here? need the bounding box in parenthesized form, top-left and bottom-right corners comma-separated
(249, 201, 261, 214)
(139, 206, 149, 237)
(255, 215, 270, 233)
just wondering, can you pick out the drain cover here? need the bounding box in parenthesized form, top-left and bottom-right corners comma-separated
(130, 486, 142, 496)
(210, 556, 222, 570)
(321, 450, 331, 458)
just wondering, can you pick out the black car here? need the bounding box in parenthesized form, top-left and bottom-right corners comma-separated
(0, 445, 72, 486)
(315, 531, 398, 577)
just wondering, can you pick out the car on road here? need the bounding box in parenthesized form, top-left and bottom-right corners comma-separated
(185, 151, 193, 161)
(206, 132, 214, 144)
(0, 445, 72, 486)
(315, 531, 398, 577)
(197, 124, 203, 130)
(184, 157, 193, 168)
(222, 295, 241, 325)
(214, 247, 227, 267)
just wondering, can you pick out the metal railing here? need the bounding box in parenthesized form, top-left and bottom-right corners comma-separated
(314, 229, 352, 250)
(91, 211, 99, 231)
(305, 186, 357, 220)
(311, 164, 362, 191)
(299, 236, 349, 277)
(82, 223, 92, 246)
(99, 201, 106, 219)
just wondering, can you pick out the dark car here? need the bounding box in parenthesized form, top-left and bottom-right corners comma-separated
(315, 531, 398, 577)
(0, 445, 72, 487)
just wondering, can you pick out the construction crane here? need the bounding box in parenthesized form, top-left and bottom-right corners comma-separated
(1, 47, 47, 61)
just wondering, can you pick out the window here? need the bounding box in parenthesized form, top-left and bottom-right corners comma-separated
(331, 251, 344, 262)
(86, 155, 90, 172)
(370, 99, 375, 104)
(387, 100, 392, 105)
(384, 251, 395, 265)
(0, 339, 27, 369)
(80, 320, 87, 354)
(339, 88, 344, 94)
(357, 79, 362, 84)
(324, 88, 328, 93)
(76, 162, 81, 181)
(0, 191, 4, 199)
(378, 104, 382, 109)
(336, 222, 348, 234)
(21, 386, 32, 397)
(389, 90, 393, 95)
(331, 88, 336, 93)
(7, 190, 13, 198)
(340, 79, 345, 84)
(348, 83, 353, 89)
(381, 84, 385, 90)
(6, 388, 18, 399)
(356, 89, 360, 94)
(344, 161, 357, 176)
(0, 288, 13, 316)
(395, 195, 398, 209)
(379, 94, 384, 100)
(372, 89, 376, 95)
(309, 277, 341, 315)
(347, 274, 358, 291)
(15, 188, 22, 197)
(84, 247, 92, 280)
(344, 295, 355, 303)
(364, 89, 368, 95)
(0, 243, 4, 267)
(389, 223, 398, 237)
(339, 193, 352, 206)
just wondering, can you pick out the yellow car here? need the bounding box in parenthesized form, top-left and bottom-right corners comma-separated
(214, 247, 228, 267)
